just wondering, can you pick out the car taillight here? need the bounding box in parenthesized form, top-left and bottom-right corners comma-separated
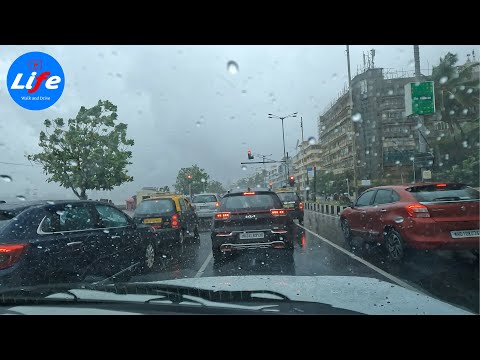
(0, 243, 28, 270)
(406, 204, 431, 218)
(436, 183, 447, 187)
(299, 202, 303, 210)
(215, 212, 231, 220)
(270, 209, 287, 216)
(243, 192, 256, 196)
(171, 214, 180, 229)
(215, 201, 219, 207)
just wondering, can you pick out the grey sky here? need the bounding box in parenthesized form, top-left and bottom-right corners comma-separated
(0, 45, 477, 203)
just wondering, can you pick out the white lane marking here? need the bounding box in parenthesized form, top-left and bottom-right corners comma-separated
(296, 224, 423, 294)
(195, 253, 213, 278)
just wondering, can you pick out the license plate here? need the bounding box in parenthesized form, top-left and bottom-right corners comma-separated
(239, 232, 265, 240)
(283, 203, 295, 208)
(143, 218, 163, 224)
(450, 230, 480, 238)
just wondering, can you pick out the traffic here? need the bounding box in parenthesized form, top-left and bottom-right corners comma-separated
(0, 44, 478, 315)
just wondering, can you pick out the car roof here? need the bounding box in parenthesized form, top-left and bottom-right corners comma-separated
(364, 182, 466, 192)
(274, 189, 297, 193)
(147, 194, 184, 200)
(0, 199, 95, 212)
(224, 188, 274, 196)
(193, 193, 218, 197)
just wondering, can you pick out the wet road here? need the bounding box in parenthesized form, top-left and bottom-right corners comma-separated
(129, 210, 479, 314)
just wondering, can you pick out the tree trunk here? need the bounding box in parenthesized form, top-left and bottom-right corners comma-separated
(80, 189, 87, 200)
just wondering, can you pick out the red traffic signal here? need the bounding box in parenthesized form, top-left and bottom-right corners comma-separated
(288, 175, 295, 187)
(247, 149, 254, 160)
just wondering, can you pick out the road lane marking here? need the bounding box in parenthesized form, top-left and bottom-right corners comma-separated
(194, 252, 213, 278)
(296, 224, 423, 294)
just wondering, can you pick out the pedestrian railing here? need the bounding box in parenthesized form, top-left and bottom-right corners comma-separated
(305, 201, 349, 216)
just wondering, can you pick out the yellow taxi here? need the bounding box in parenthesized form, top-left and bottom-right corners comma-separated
(133, 193, 200, 255)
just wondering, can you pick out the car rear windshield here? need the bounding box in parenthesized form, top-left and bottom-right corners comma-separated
(276, 192, 299, 202)
(408, 184, 480, 202)
(192, 195, 217, 203)
(135, 199, 175, 215)
(222, 193, 281, 211)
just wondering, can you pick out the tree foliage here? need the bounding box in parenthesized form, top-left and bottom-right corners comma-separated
(174, 164, 210, 195)
(27, 100, 134, 200)
(206, 180, 226, 194)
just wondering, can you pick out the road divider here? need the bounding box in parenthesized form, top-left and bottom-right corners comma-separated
(304, 202, 349, 216)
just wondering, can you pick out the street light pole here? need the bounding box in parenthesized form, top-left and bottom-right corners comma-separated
(346, 178, 350, 197)
(268, 112, 298, 185)
(346, 45, 357, 199)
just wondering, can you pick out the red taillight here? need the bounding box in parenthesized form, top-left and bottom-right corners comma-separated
(299, 202, 303, 210)
(270, 209, 287, 216)
(215, 201, 219, 207)
(171, 214, 180, 229)
(215, 212, 231, 220)
(243, 192, 255, 196)
(436, 183, 447, 187)
(406, 204, 431, 218)
(0, 243, 28, 270)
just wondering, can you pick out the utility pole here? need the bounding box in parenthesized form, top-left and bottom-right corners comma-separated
(346, 45, 357, 198)
(313, 165, 317, 201)
(414, 45, 425, 183)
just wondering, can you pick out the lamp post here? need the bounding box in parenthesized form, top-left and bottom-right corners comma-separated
(268, 112, 298, 184)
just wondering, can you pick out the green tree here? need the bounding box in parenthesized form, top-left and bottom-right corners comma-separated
(159, 185, 170, 192)
(431, 52, 479, 139)
(206, 180, 226, 194)
(27, 100, 134, 200)
(174, 164, 210, 195)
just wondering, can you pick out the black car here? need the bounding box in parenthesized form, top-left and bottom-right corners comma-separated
(0, 200, 157, 288)
(211, 189, 295, 265)
(275, 190, 304, 225)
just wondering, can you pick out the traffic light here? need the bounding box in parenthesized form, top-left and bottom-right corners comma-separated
(288, 175, 295, 187)
(247, 149, 254, 160)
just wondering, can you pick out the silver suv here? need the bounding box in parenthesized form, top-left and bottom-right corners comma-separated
(192, 193, 220, 224)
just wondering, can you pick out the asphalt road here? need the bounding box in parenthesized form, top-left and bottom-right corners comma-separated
(128, 210, 479, 314)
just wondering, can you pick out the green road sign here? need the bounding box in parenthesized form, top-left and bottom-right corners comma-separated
(404, 81, 435, 116)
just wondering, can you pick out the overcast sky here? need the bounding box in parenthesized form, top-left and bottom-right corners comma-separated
(0, 45, 477, 203)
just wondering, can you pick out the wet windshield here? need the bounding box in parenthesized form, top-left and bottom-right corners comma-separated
(0, 45, 478, 315)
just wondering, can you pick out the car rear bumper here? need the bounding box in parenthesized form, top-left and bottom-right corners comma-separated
(212, 231, 291, 251)
(401, 220, 480, 250)
(286, 209, 303, 219)
(196, 211, 216, 219)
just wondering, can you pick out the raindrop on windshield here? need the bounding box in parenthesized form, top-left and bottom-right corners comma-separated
(365, 150, 370, 155)
(56, 210, 65, 216)
(449, 110, 455, 115)
(1, 175, 12, 182)
(230, 116, 235, 120)
(439, 76, 448, 84)
(459, 85, 465, 91)
(466, 88, 473, 94)
(308, 137, 316, 145)
(16, 195, 26, 201)
(462, 109, 469, 115)
(256, 184, 261, 188)
(111, 50, 118, 56)
(332, 73, 338, 80)
(241, 165, 247, 171)
(305, 186, 310, 191)
(162, 255, 167, 258)
(68, 160, 78, 166)
(195, 121, 201, 127)
(462, 141, 468, 148)
(241, 89, 247, 95)
(47, 201, 55, 205)
(227, 61, 239, 74)
(394, 217, 404, 224)
(115, 73, 122, 78)
(448, 93, 455, 99)
(395, 160, 400, 165)
(352, 113, 362, 122)
(103, 229, 110, 234)
(388, 90, 394, 95)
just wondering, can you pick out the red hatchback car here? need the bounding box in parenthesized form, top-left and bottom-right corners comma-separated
(340, 183, 480, 262)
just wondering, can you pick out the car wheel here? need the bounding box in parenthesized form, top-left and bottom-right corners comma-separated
(340, 218, 353, 247)
(139, 242, 156, 274)
(212, 248, 227, 268)
(385, 229, 406, 262)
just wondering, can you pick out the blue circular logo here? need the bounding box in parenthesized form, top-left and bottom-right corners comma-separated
(6, 51, 65, 111)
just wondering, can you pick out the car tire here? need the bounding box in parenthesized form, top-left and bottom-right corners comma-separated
(298, 218, 304, 225)
(212, 248, 226, 268)
(139, 241, 156, 274)
(385, 229, 407, 262)
(340, 218, 353, 247)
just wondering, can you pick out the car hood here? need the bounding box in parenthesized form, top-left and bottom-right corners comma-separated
(1, 275, 473, 315)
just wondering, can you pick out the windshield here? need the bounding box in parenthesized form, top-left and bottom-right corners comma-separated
(135, 199, 175, 215)
(0, 44, 478, 315)
(408, 185, 480, 202)
(192, 195, 217, 203)
(276, 192, 299, 202)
